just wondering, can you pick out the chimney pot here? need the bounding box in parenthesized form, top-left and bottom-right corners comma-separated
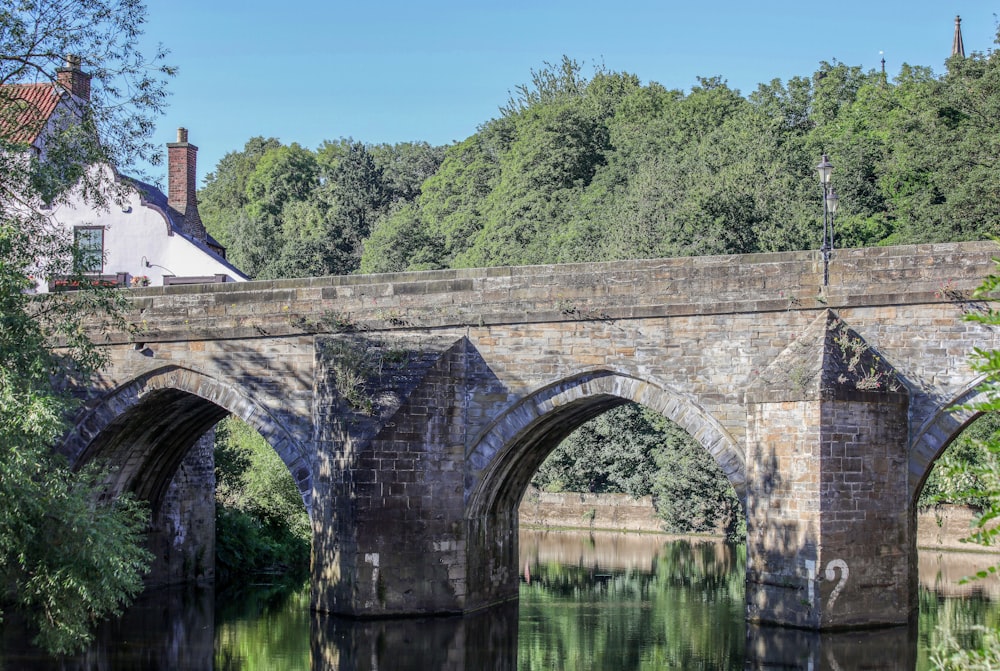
(177, 127, 188, 143)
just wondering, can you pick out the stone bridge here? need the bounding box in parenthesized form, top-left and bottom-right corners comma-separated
(62, 240, 1000, 631)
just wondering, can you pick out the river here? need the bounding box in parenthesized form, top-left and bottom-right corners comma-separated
(2, 530, 998, 669)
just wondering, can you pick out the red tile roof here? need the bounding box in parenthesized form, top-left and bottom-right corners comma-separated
(0, 83, 61, 145)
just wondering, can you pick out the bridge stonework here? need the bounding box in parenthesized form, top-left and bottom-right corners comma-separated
(64, 241, 999, 630)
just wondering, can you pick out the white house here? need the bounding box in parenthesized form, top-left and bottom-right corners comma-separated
(4, 56, 246, 291)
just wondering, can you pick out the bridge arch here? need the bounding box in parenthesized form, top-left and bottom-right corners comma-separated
(909, 376, 990, 503)
(62, 365, 312, 514)
(465, 369, 745, 521)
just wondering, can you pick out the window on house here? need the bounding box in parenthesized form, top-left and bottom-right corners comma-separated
(74, 226, 104, 273)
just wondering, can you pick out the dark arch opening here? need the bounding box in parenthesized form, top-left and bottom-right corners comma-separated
(527, 400, 743, 538)
(79, 388, 228, 511)
(462, 370, 744, 612)
(466, 370, 745, 522)
(62, 366, 314, 588)
(479, 394, 631, 515)
(62, 365, 313, 512)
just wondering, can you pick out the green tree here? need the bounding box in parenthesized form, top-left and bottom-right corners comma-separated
(533, 404, 742, 537)
(199, 136, 281, 248)
(213, 417, 310, 582)
(918, 413, 1000, 510)
(360, 202, 433, 274)
(533, 404, 659, 496)
(245, 143, 320, 222)
(368, 140, 445, 204)
(360, 131, 500, 273)
(316, 139, 389, 268)
(648, 416, 743, 538)
(0, 0, 171, 653)
(203, 138, 436, 279)
(459, 96, 607, 268)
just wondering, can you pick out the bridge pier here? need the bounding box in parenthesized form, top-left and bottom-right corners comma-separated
(144, 432, 216, 587)
(744, 313, 916, 629)
(311, 336, 499, 616)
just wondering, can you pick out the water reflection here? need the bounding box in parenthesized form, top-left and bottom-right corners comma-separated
(3, 531, 998, 670)
(215, 578, 311, 670)
(0, 583, 215, 670)
(919, 550, 1000, 599)
(311, 604, 517, 671)
(746, 624, 915, 670)
(519, 530, 745, 670)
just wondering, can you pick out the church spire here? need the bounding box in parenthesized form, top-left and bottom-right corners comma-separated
(952, 15, 965, 58)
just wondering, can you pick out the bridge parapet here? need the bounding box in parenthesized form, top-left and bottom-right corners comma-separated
(105, 241, 995, 344)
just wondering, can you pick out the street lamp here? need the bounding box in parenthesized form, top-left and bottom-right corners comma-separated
(816, 154, 839, 286)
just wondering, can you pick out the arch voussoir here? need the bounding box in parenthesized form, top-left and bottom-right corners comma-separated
(62, 364, 313, 513)
(466, 369, 744, 519)
(908, 377, 989, 502)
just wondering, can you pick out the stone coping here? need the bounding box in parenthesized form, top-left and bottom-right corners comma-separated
(82, 241, 997, 345)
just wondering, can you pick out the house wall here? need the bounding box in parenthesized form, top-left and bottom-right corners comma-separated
(40, 165, 244, 291)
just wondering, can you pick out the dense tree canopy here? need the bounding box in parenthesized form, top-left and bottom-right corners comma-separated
(356, 46, 1000, 274)
(213, 417, 310, 583)
(199, 44, 1000, 276)
(200, 137, 444, 279)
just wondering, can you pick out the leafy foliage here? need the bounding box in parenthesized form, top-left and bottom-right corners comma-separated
(0, 0, 173, 178)
(0, 456, 151, 654)
(213, 417, 310, 583)
(359, 38, 1000, 274)
(200, 137, 443, 279)
(0, 0, 170, 654)
(918, 413, 1000, 510)
(533, 404, 743, 538)
(533, 404, 659, 496)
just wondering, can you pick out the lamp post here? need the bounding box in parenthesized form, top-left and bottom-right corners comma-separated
(816, 154, 839, 286)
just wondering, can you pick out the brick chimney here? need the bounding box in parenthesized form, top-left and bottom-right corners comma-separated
(56, 55, 90, 102)
(167, 128, 207, 242)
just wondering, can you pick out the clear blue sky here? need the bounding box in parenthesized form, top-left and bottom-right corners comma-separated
(139, 1, 997, 185)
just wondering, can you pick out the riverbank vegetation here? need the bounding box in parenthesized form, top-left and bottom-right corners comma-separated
(532, 404, 744, 539)
(213, 417, 311, 583)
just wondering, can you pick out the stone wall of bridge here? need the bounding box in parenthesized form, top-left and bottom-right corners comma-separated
(63, 241, 1000, 629)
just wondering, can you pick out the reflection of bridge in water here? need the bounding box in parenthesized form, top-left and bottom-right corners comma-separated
(66, 241, 1000, 631)
(9, 530, 994, 669)
(920, 552, 1000, 599)
(521, 528, 1000, 599)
